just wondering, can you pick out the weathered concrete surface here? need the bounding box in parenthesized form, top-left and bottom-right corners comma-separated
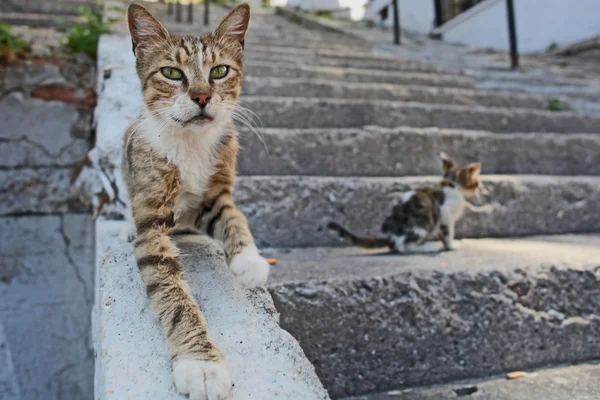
(274, 6, 364, 42)
(238, 126, 600, 176)
(343, 362, 600, 400)
(242, 77, 560, 110)
(0, 322, 20, 400)
(0, 215, 94, 400)
(94, 220, 329, 400)
(266, 236, 600, 397)
(0, 168, 91, 215)
(0, 92, 90, 168)
(234, 175, 600, 247)
(245, 62, 475, 88)
(241, 96, 600, 132)
(244, 50, 463, 74)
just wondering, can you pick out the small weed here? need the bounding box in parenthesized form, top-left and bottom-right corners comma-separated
(546, 42, 558, 52)
(64, 5, 122, 58)
(548, 97, 565, 111)
(0, 24, 30, 64)
(0, 24, 30, 51)
(313, 10, 334, 19)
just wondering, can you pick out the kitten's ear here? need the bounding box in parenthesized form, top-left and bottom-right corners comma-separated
(466, 162, 481, 178)
(440, 152, 457, 172)
(213, 3, 250, 45)
(128, 3, 169, 55)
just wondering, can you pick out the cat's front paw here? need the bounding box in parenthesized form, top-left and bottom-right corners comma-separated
(172, 358, 232, 400)
(118, 223, 136, 243)
(229, 244, 270, 288)
(446, 240, 462, 251)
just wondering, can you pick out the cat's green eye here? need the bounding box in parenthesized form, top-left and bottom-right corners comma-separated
(161, 67, 183, 80)
(210, 65, 229, 80)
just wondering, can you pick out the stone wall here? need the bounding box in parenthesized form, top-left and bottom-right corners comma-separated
(0, 53, 96, 400)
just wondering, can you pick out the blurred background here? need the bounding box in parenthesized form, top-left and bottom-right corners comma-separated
(1, 0, 599, 399)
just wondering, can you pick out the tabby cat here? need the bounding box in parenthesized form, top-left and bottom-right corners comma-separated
(328, 153, 481, 253)
(122, 4, 268, 399)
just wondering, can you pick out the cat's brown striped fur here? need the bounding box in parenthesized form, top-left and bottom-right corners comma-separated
(123, 4, 267, 399)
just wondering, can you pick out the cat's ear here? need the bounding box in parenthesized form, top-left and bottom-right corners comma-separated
(213, 3, 250, 45)
(440, 152, 457, 172)
(128, 3, 170, 55)
(466, 162, 481, 178)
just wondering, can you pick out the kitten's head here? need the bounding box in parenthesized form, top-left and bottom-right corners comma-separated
(128, 3, 250, 130)
(440, 152, 481, 196)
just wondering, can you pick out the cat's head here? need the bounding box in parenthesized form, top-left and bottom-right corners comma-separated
(127, 3, 250, 130)
(440, 152, 481, 196)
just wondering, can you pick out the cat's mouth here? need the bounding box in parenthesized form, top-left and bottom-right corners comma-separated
(172, 112, 214, 126)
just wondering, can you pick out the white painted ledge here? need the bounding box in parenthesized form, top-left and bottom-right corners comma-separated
(94, 220, 330, 399)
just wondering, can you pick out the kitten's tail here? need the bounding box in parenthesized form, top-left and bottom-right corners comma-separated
(327, 222, 392, 249)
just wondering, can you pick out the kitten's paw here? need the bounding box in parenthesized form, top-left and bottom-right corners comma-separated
(229, 244, 270, 288)
(172, 358, 232, 400)
(446, 240, 462, 251)
(118, 224, 136, 243)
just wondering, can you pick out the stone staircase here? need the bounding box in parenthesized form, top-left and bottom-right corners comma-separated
(91, 3, 600, 399)
(232, 6, 600, 399)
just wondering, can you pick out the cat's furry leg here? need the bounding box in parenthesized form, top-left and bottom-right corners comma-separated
(198, 196, 269, 288)
(440, 223, 460, 250)
(199, 168, 270, 288)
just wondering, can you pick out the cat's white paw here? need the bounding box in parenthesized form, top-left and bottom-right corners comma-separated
(447, 240, 462, 251)
(118, 223, 136, 243)
(229, 244, 270, 288)
(172, 358, 232, 400)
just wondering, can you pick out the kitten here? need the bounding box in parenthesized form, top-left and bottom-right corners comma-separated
(122, 4, 268, 399)
(328, 153, 481, 253)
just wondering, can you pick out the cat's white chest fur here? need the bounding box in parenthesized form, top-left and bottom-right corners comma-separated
(440, 186, 465, 224)
(143, 119, 226, 199)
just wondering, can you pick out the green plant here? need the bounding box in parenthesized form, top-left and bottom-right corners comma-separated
(0, 24, 30, 64)
(546, 42, 558, 52)
(64, 5, 121, 58)
(548, 97, 564, 112)
(0, 24, 30, 51)
(312, 10, 333, 19)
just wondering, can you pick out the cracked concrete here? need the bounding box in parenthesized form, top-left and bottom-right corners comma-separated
(0, 321, 20, 400)
(0, 215, 94, 400)
(0, 92, 91, 169)
(0, 48, 96, 399)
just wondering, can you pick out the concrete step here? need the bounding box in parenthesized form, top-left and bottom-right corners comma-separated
(244, 63, 475, 89)
(233, 175, 600, 247)
(237, 126, 600, 176)
(265, 235, 600, 397)
(244, 46, 447, 71)
(244, 38, 370, 52)
(240, 96, 600, 133)
(94, 219, 330, 400)
(242, 77, 565, 110)
(244, 52, 456, 73)
(343, 362, 600, 400)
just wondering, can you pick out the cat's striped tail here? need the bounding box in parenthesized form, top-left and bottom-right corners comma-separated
(327, 222, 393, 249)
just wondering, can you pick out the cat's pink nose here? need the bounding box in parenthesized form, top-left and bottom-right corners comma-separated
(191, 91, 211, 107)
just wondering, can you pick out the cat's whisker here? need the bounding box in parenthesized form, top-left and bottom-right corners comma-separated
(219, 102, 269, 154)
